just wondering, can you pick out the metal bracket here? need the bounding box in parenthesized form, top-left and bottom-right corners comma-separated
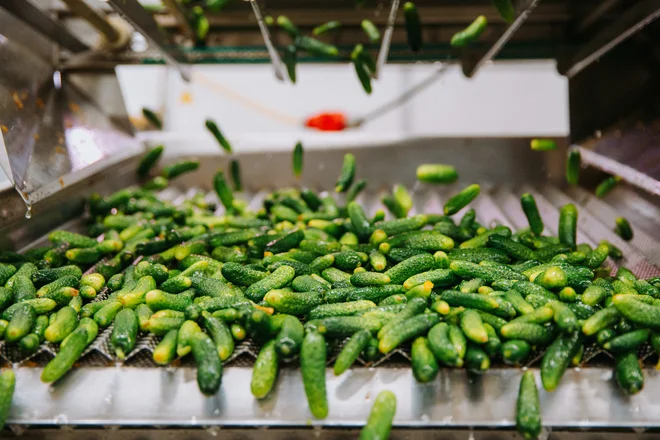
(373, 0, 400, 80)
(560, 0, 660, 78)
(0, 0, 89, 53)
(247, 0, 287, 82)
(106, 0, 191, 82)
(462, 0, 542, 78)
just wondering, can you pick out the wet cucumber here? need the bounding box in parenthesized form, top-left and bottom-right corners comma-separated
(49, 230, 97, 248)
(44, 306, 78, 343)
(558, 204, 578, 250)
(375, 215, 427, 236)
(36, 275, 79, 298)
(500, 322, 554, 345)
(111, 308, 138, 360)
(385, 253, 435, 284)
(403, 269, 457, 291)
(504, 289, 535, 315)
(444, 184, 481, 216)
(0, 369, 15, 430)
(41, 326, 89, 383)
(540, 331, 581, 391)
(403, 1, 423, 52)
(347, 201, 372, 242)
(202, 312, 234, 361)
(153, 329, 178, 365)
(359, 390, 396, 440)
(301, 330, 328, 419)
(411, 337, 439, 383)
(251, 340, 279, 399)
(460, 309, 488, 344)
(334, 329, 372, 375)
(335, 153, 356, 193)
(6, 303, 36, 343)
(450, 260, 524, 283)
(272, 314, 304, 358)
(307, 301, 376, 320)
(94, 301, 123, 328)
(264, 289, 323, 315)
(582, 306, 620, 335)
(246, 266, 296, 302)
(350, 271, 390, 287)
(191, 332, 223, 396)
(2, 298, 56, 320)
(603, 329, 650, 353)
(177, 320, 202, 357)
(487, 234, 536, 262)
(465, 345, 490, 373)
(136, 304, 153, 332)
(427, 322, 461, 367)
(520, 193, 544, 235)
(10, 275, 36, 303)
(146, 289, 194, 312)
(615, 351, 644, 395)
(517, 370, 542, 440)
(306, 316, 382, 338)
(502, 340, 531, 365)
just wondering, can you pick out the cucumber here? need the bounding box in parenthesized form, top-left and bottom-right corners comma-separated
(190, 276, 237, 298)
(582, 284, 608, 306)
(301, 330, 328, 419)
(411, 337, 439, 383)
(162, 160, 199, 180)
(483, 323, 501, 358)
(547, 300, 578, 333)
(374, 215, 427, 236)
(460, 309, 488, 344)
(31, 265, 83, 287)
(416, 164, 458, 184)
(2, 298, 56, 320)
(359, 391, 396, 440)
(111, 308, 138, 360)
(450, 15, 487, 47)
(19, 333, 40, 354)
(306, 316, 382, 338)
(582, 306, 620, 335)
(487, 234, 536, 261)
(265, 229, 305, 254)
(6, 303, 36, 343)
(335, 153, 356, 193)
(146, 289, 194, 312)
(403, 269, 457, 291)
(136, 304, 153, 333)
(385, 253, 435, 284)
(31, 315, 49, 342)
(137, 145, 164, 178)
(251, 340, 279, 399)
(504, 289, 535, 315)
(94, 301, 123, 328)
(44, 306, 78, 343)
(41, 326, 89, 383)
(603, 329, 650, 353)
(272, 314, 304, 358)
(502, 340, 531, 365)
(558, 204, 578, 250)
(211, 246, 247, 264)
(347, 201, 372, 241)
(292, 275, 328, 294)
(118, 276, 157, 308)
(566, 149, 581, 185)
(508, 306, 553, 325)
(341, 285, 404, 303)
(612, 294, 660, 328)
(334, 329, 372, 375)
(403, 1, 423, 51)
(540, 331, 580, 391)
(520, 193, 543, 235)
(449, 248, 510, 264)
(444, 184, 481, 216)
(516, 370, 542, 440)
(264, 289, 322, 315)
(350, 271, 390, 287)
(450, 260, 524, 283)
(465, 345, 490, 373)
(49, 230, 97, 248)
(10, 275, 36, 303)
(245, 266, 296, 302)
(396, 231, 454, 253)
(441, 291, 513, 318)
(0, 369, 15, 430)
(379, 313, 440, 354)
(615, 351, 643, 395)
(307, 301, 376, 320)
(500, 322, 554, 345)
(177, 320, 202, 358)
(459, 278, 484, 293)
(36, 275, 79, 298)
(614, 217, 634, 241)
(153, 329, 178, 365)
(427, 322, 461, 367)
(595, 175, 620, 198)
(191, 332, 223, 396)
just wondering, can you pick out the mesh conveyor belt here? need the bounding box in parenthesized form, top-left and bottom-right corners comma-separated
(2, 183, 659, 369)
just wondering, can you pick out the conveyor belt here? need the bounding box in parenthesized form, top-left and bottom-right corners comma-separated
(4, 180, 660, 429)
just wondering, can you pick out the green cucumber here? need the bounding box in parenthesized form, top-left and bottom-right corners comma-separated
(6, 303, 36, 343)
(359, 391, 396, 440)
(603, 329, 649, 353)
(153, 329, 178, 365)
(245, 266, 296, 302)
(516, 370, 542, 440)
(500, 322, 554, 345)
(378, 313, 440, 354)
(111, 308, 138, 360)
(385, 253, 435, 284)
(251, 340, 279, 399)
(427, 322, 461, 367)
(44, 306, 78, 343)
(502, 340, 531, 365)
(334, 329, 372, 375)
(615, 351, 643, 395)
(335, 153, 356, 193)
(558, 204, 578, 250)
(191, 332, 223, 396)
(41, 326, 89, 383)
(301, 330, 328, 419)
(540, 331, 580, 391)
(403, 1, 423, 51)
(307, 301, 376, 320)
(460, 309, 488, 344)
(411, 337, 439, 383)
(264, 289, 323, 315)
(520, 193, 544, 235)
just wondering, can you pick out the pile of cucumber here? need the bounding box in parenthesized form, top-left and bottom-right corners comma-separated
(0, 145, 654, 439)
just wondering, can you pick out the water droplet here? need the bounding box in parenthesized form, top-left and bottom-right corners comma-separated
(190, 416, 198, 425)
(442, 415, 453, 424)
(206, 426, 220, 437)
(420, 414, 429, 422)
(313, 425, 322, 438)
(24, 206, 32, 219)
(601, 371, 612, 380)
(631, 405, 640, 413)
(574, 367, 581, 372)
(104, 394, 113, 405)
(53, 414, 68, 424)
(213, 408, 220, 415)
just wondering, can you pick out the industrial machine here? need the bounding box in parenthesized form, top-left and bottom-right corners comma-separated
(1, 0, 660, 438)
